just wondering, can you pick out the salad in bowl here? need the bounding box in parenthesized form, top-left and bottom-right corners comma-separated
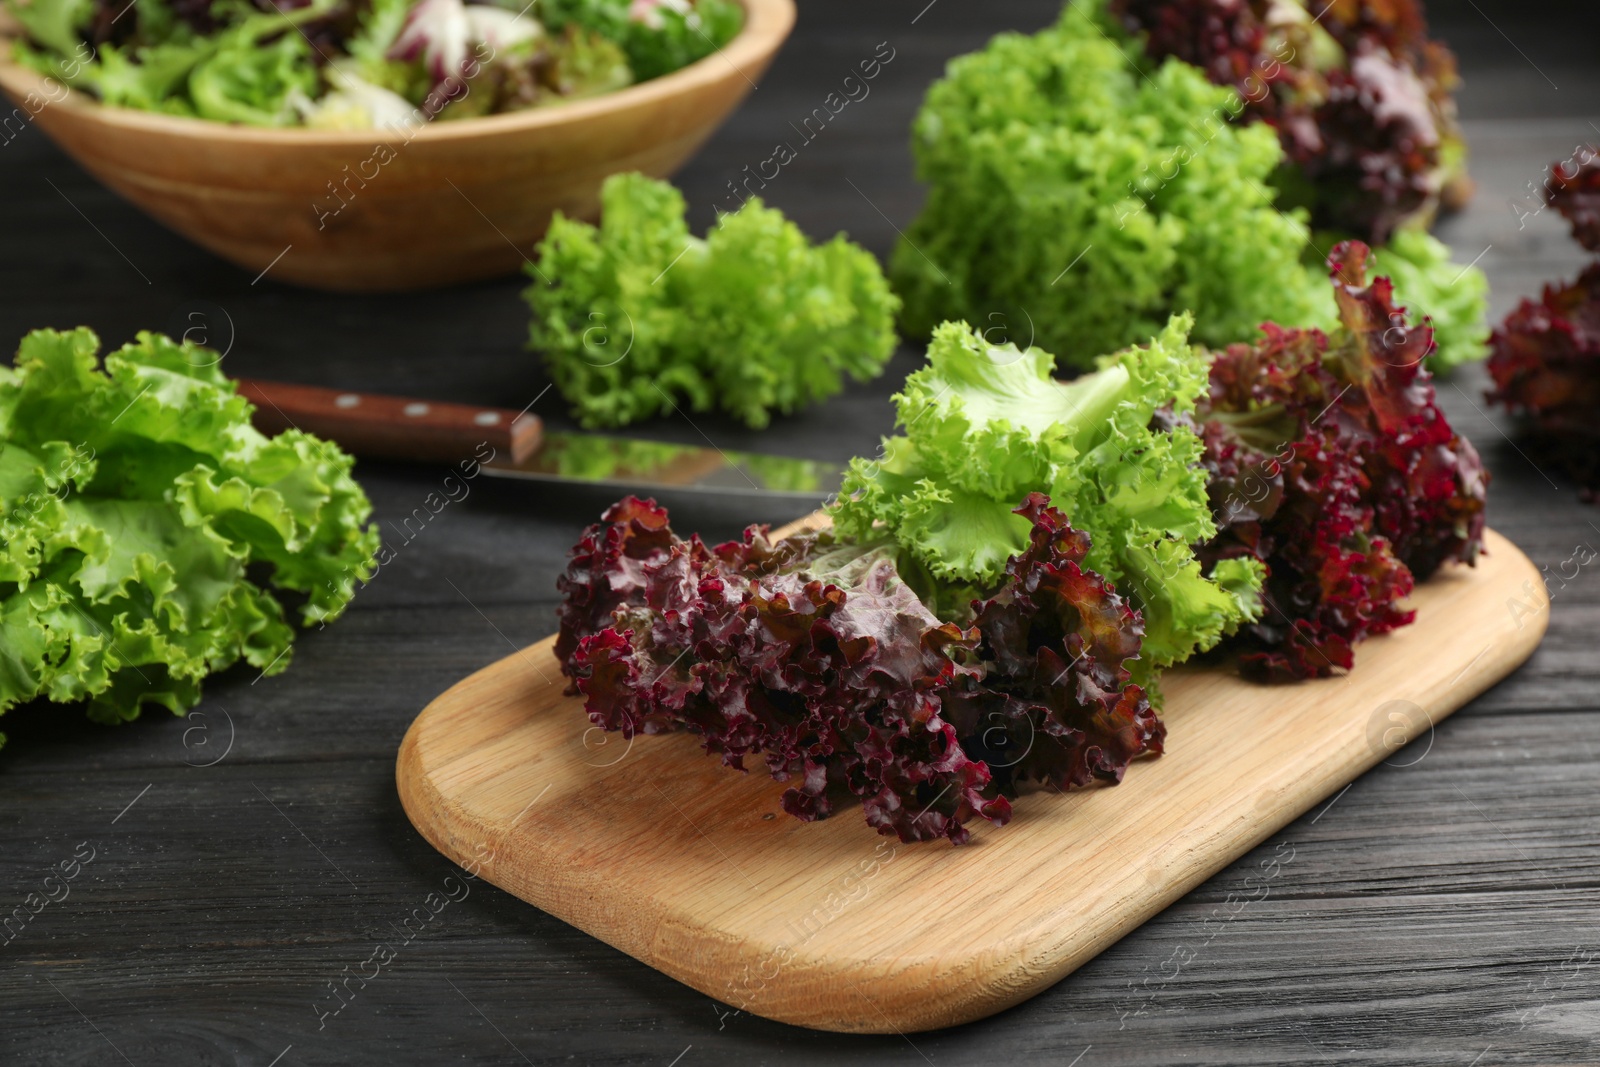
(3, 0, 742, 127)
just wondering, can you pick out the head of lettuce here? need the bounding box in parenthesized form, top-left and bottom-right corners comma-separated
(0, 328, 378, 746)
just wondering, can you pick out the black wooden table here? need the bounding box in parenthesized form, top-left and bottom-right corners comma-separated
(4, 2, 1599, 1064)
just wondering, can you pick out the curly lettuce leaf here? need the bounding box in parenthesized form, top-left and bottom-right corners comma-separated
(5, 0, 95, 58)
(1306, 228, 1488, 373)
(1488, 262, 1600, 498)
(10, 0, 377, 123)
(525, 172, 899, 429)
(1112, 0, 1472, 246)
(1197, 239, 1487, 678)
(542, 25, 632, 101)
(347, 0, 413, 67)
(189, 31, 317, 126)
(1376, 230, 1490, 373)
(1548, 148, 1600, 253)
(0, 327, 377, 744)
(539, 0, 742, 82)
(556, 495, 1157, 845)
(831, 314, 1263, 688)
(892, 0, 1327, 371)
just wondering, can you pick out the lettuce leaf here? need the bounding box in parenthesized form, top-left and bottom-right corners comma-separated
(892, 0, 1485, 374)
(0, 328, 378, 744)
(556, 494, 1158, 844)
(1320, 227, 1489, 373)
(189, 31, 317, 126)
(539, 0, 742, 83)
(892, 0, 1328, 371)
(1548, 148, 1600, 253)
(6, 0, 94, 58)
(1196, 240, 1487, 678)
(831, 314, 1263, 690)
(525, 172, 899, 429)
(1487, 152, 1600, 499)
(1112, 0, 1472, 247)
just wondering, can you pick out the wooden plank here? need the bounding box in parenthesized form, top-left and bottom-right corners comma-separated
(3, 0, 1599, 1060)
(395, 527, 1548, 1033)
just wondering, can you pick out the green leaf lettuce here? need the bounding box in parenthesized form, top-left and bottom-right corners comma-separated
(525, 172, 900, 429)
(831, 314, 1263, 691)
(0, 328, 378, 743)
(891, 0, 1328, 371)
(539, 0, 743, 83)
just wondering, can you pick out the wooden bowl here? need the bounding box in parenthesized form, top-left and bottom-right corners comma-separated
(0, 0, 794, 291)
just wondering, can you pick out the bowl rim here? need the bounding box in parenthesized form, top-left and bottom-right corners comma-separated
(0, 0, 794, 145)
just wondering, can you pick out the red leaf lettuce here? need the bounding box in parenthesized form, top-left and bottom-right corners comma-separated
(1488, 148, 1600, 497)
(556, 495, 1158, 844)
(1191, 239, 1487, 679)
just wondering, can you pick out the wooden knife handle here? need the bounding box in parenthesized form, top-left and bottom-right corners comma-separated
(236, 378, 541, 465)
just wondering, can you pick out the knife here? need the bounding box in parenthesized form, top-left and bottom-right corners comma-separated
(236, 378, 847, 500)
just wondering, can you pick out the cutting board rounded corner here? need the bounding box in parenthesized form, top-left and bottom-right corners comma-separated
(395, 646, 557, 882)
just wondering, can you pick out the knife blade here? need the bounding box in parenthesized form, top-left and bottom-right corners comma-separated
(236, 378, 846, 500)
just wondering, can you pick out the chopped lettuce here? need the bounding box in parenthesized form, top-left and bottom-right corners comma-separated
(539, 0, 743, 82)
(4, 0, 725, 126)
(349, 0, 415, 66)
(296, 62, 419, 130)
(7, 0, 93, 58)
(0, 328, 378, 744)
(189, 32, 318, 126)
(525, 172, 900, 430)
(434, 24, 631, 119)
(831, 314, 1263, 690)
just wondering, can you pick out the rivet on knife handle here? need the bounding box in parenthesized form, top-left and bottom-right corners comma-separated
(236, 378, 542, 466)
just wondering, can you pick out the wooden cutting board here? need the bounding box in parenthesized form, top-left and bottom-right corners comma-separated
(396, 518, 1547, 1034)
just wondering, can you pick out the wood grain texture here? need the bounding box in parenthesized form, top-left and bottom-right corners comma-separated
(0, 0, 794, 291)
(3, 1, 1600, 1063)
(395, 525, 1548, 1033)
